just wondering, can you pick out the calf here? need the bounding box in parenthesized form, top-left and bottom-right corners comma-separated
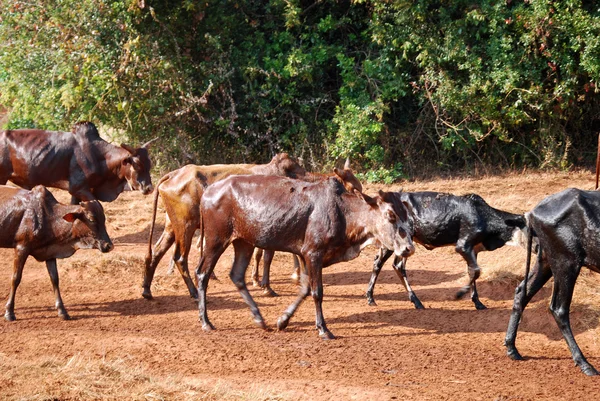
(142, 153, 306, 300)
(0, 185, 113, 321)
(0, 121, 155, 203)
(196, 171, 415, 339)
(505, 188, 600, 376)
(366, 191, 525, 309)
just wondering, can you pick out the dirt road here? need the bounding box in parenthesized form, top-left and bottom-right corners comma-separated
(1, 170, 599, 400)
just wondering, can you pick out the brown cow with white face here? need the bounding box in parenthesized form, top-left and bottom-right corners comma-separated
(0, 121, 154, 203)
(0, 185, 113, 321)
(142, 153, 306, 300)
(196, 170, 414, 339)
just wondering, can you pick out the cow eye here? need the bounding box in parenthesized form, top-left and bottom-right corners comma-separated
(386, 210, 397, 223)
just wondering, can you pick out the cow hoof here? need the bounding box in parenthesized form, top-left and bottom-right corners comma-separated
(4, 312, 16, 322)
(580, 364, 599, 376)
(189, 289, 199, 300)
(319, 330, 335, 340)
(202, 322, 216, 332)
(413, 301, 425, 310)
(455, 287, 469, 299)
(367, 300, 377, 307)
(277, 315, 290, 331)
(142, 289, 154, 300)
(58, 311, 71, 320)
(254, 319, 268, 331)
(506, 348, 523, 361)
(474, 302, 487, 310)
(262, 287, 279, 297)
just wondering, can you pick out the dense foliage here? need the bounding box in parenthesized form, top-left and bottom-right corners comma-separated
(2, 0, 600, 178)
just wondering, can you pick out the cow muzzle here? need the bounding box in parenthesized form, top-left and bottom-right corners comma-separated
(100, 241, 114, 253)
(141, 184, 153, 195)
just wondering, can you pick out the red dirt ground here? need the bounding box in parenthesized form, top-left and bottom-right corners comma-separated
(1, 170, 600, 400)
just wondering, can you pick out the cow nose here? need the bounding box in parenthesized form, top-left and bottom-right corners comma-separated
(142, 185, 153, 195)
(101, 242, 114, 253)
(401, 244, 415, 257)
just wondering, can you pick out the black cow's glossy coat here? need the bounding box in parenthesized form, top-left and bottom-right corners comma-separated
(505, 188, 600, 376)
(366, 191, 525, 309)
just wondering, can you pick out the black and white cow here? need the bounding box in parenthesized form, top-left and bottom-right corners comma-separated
(505, 188, 600, 376)
(366, 191, 525, 309)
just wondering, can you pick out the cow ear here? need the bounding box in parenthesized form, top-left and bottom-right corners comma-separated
(122, 156, 133, 166)
(359, 191, 378, 207)
(63, 212, 83, 223)
(120, 143, 136, 154)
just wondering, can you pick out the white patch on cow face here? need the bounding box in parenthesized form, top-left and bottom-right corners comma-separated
(373, 200, 415, 257)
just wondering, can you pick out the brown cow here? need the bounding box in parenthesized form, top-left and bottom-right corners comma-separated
(142, 153, 306, 300)
(196, 171, 415, 339)
(0, 185, 113, 321)
(249, 163, 364, 296)
(0, 121, 154, 203)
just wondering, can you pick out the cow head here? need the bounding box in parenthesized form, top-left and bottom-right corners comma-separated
(360, 190, 415, 258)
(63, 200, 113, 253)
(270, 153, 306, 179)
(120, 140, 155, 195)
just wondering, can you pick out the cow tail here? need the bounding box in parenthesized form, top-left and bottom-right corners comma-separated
(522, 218, 534, 305)
(146, 173, 171, 259)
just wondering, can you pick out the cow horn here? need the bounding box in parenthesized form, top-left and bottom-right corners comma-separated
(344, 157, 351, 170)
(142, 137, 159, 149)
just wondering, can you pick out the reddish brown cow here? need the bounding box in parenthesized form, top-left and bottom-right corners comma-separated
(249, 162, 364, 296)
(0, 121, 154, 203)
(196, 171, 415, 339)
(142, 153, 306, 300)
(0, 185, 113, 321)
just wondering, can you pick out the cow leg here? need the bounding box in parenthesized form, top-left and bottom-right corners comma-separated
(391, 256, 424, 309)
(196, 241, 228, 332)
(307, 257, 334, 339)
(455, 243, 486, 309)
(251, 248, 263, 287)
(230, 240, 267, 330)
(5, 247, 28, 321)
(290, 255, 301, 284)
(365, 247, 394, 306)
(504, 255, 552, 361)
(259, 249, 278, 297)
(142, 227, 175, 300)
(45, 259, 70, 320)
(171, 224, 199, 299)
(277, 269, 310, 332)
(549, 264, 598, 376)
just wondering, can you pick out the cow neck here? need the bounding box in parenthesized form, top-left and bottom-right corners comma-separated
(101, 144, 131, 180)
(339, 193, 376, 246)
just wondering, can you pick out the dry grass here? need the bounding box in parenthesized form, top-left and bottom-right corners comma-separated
(0, 353, 288, 401)
(68, 254, 145, 275)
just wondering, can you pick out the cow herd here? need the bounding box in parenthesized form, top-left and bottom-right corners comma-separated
(0, 121, 599, 376)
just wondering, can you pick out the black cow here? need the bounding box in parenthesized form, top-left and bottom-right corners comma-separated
(0, 121, 154, 203)
(366, 191, 526, 310)
(505, 188, 600, 376)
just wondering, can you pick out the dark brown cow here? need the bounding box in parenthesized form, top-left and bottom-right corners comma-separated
(0, 121, 154, 203)
(196, 171, 415, 339)
(142, 153, 306, 300)
(249, 162, 364, 296)
(0, 185, 113, 321)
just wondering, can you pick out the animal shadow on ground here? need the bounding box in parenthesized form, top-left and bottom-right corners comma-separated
(323, 297, 600, 341)
(58, 292, 277, 319)
(113, 222, 167, 244)
(324, 268, 463, 288)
